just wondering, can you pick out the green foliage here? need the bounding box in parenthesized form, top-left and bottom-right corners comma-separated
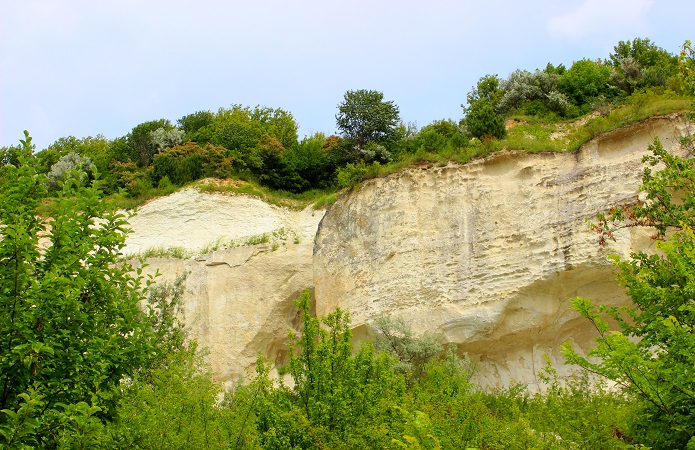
(127, 119, 172, 167)
(1, 131, 34, 169)
(609, 38, 679, 95)
(273, 291, 407, 448)
(498, 69, 569, 116)
(565, 136, 695, 448)
(151, 142, 234, 186)
(36, 135, 121, 193)
(463, 75, 507, 140)
(105, 345, 245, 449)
(335, 89, 401, 156)
(0, 135, 156, 447)
(465, 74, 504, 110)
(558, 59, 613, 110)
(178, 110, 215, 138)
(335, 161, 384, 189)
(407, 119, 468, 155)
(372, 314, 442, 378)
(464, 101, 506, 140)
(265, 132, 333, 193)
(680, 40, 695, 96)
(149, 126, 184, 153)
(46, 152, 95, 189)
(175, 105, 299, 180)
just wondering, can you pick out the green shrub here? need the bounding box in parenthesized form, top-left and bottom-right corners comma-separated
(336, 162, 369, 188)
(558, 59, 614, 108)
(151, 142, 236, 186)
(465, 101, 506, 140)
(46, 152, 95, 190)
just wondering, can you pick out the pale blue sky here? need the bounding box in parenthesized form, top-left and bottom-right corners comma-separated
(1, 0, 693, 150)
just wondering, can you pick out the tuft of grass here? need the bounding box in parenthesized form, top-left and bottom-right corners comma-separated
(312, 192, 339, 210)
(195, 177, 342, 211)
(126, 246, 191, 260)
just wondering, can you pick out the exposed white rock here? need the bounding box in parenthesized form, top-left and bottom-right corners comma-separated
(132, 244, 315, 382)
(123, 115, 693, 389)
(314, 115, 694, 389)
(124, 189, 324, 382)
(124, 188, 323, 256)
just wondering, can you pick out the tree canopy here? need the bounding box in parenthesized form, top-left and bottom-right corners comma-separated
(0, 133, 160, 447)
(564, 135, 695, 448)
(335, 89, 400, 151)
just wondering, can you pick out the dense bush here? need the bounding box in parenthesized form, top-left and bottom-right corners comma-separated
(558, 59, 614, 110)
(151, 142, 235, 186)
(46, 152, 95, 189)
(465, 101, 506, 140)
(609, 37, 679, 95)
(262, 133, 334, 192)
(565, 134, 695, 448)
(497, 69, 569, 116)
(0, 136, 162, 447)
(127, 119, 173, 167)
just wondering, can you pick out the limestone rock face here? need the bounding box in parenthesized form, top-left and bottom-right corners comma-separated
(133, 244, 314, 382)
(125, 188, 325, 382)
(124, 188, 322, 255)
(123, 115, 693, 388)
(314, 115, 693, 388)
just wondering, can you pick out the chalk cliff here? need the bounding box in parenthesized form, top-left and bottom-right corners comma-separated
(126, 190, 325, 381)
(127, 114, 693, 387)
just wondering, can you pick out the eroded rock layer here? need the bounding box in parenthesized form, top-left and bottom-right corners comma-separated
(125, 115, 693, 388)
(313, 115, 693, 388)
(125, 189, 324, 382)
(133, 245, 314, 382)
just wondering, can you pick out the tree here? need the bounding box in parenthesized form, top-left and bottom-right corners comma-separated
(608, 37, 679, 96)
(0, 132, 156, 446)
(609, 38, 678, 93)
(335, 89, 400, 154)
(558, 59, 613, 107)
(564, 136, 695, 448)
(680, 40, 695, 96)
(177, 110, 215, 140)
(465, 101, 506, 140)
(127, 119, 171, 166)
(462, 75, 506, 140)
(464, 74, 504, 110)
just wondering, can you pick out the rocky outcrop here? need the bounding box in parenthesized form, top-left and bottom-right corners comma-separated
(124, 187, 322, 255)
(313, 114, 693, 388)
(132, 244, 315, 382)
(125, 114, 693, 388)
(125, 189, 324, 382)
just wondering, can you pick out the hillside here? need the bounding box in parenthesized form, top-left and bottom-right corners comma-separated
(129, 113, 694, 388)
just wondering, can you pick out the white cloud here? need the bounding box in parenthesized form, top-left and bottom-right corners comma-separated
(547, 0, 655, 40)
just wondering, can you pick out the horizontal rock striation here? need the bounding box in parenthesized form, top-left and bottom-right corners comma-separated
(125, 188, 324, 382)
(314, 115, 693, 388)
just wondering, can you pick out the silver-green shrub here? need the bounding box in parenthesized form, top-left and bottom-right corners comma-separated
(47, 152, 95, 189)
(150, 127, 184, 153)
(498, 69, 569, 115)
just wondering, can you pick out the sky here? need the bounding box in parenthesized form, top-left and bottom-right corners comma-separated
(1, 0, 693, 151)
